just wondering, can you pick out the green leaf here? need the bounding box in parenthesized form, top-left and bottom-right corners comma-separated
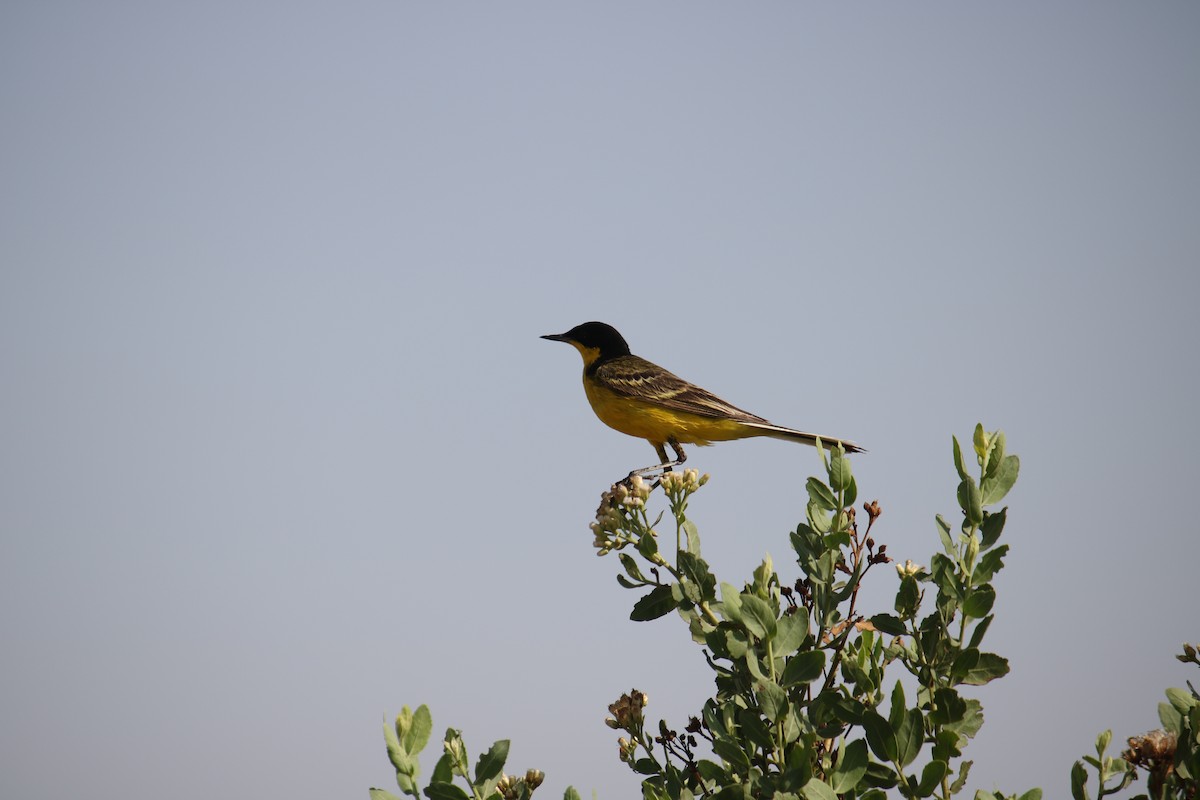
(973, 544, 1009, 585)
(952, 436, 969, 481)
(474, 739, 509, 783)
(630, 585, 677, 621)
(781, 650, 826, 687)
(812, 692, 865, 728)
(791, 524, 819, 559)
(952, 650, 1010, 686)
(945, 698, 985, 740)
(1159, 700, 1183, 734)
(683, 519, 702, 555)
(1016, 791, 1044, 800)
(863, 762, 900, 790)
(727, 629, 750, 660)
(862, 710, 898, 762)
(431, 753, 453, 785)
(754, 554, 775, 590)
(385, 718, 407, 772)
(964, 531, 980, 574)
(930, 688, 966, 725)
(695, 760, 728, 784)
(949, 761, 973, 795)
(840, 658, 871, 688)
(972, 424, 987, 461)
(962, 585, 996, 619)
(958, 477, 983, 527)
(705, 627, 729, 658)
(405, 705, 433, 756)
(636, 532, 660, 563)
(678, 551, 716, 602)
(672, 581, 692, 606)
(563, 788, 582, 800)
(829, 452, 853, 493)
(712, 737, 751, 773)
(775, 608, 810, 653)
(718, 582, 743, 623)
(395, 706, 415, 741)
(967, 615, 994, 650)
(632, 757, 659, 775)
(979, 507, 1007, 549)
(783, 707, 805, 750)
(808, 504, 832, 534)
(739, 594, 778, 640)
(984, 431, 1007, 477)
(935, 515, 955, 555)
(869, 613, 907, 636)
(889, 681, 907, 728)
(895, 576, 920, 619)
(980, 455, 1019, 506)
(896, 708, 923, 768)
(823, 530, 851, 551)
(806, 478, 838, 512)
(930, 729, 962, 763)
(743, 650, 768, 682)
(830, 739, 868, 793)
(758, 681, 789, 722)
(916, 760, 947, 797)
(840, 475, 858, 509)
(737, 707, 775, 749)
(643, 783, 670, 800)
(370, 790, 404, 800)
(424, 782, 470, 800)
(1166, 686, 1197, 714)
(619, 553, 647, 583)
(782, 742, 814, 786)
(800, 778, 839, 800)
(703, 700, 732, 738)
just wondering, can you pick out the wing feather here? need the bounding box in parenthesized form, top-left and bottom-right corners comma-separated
(592, 356, 768, 424)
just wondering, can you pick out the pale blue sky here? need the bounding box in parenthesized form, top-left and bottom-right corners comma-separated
(2, 3, 1198, 798)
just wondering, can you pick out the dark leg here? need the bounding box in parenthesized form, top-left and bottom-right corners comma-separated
(626, 438, 687, 482)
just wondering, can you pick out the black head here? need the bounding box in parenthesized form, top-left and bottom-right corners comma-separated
(541, 321, 632, 360)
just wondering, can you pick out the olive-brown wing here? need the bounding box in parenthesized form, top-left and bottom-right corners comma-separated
(592, 355, 768, 424)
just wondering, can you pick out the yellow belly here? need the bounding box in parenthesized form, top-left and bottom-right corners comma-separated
(583, 378, 754, 446)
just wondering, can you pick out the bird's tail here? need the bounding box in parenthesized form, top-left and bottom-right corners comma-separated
(742, 421, 866, 454)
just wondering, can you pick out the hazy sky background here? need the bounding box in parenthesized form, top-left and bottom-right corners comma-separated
(2, 3, 1198, 798)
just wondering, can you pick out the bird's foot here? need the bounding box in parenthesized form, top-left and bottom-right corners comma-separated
(621, 464, 673, 491)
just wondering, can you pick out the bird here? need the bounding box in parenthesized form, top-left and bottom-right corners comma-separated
(541, 321, 863, 479)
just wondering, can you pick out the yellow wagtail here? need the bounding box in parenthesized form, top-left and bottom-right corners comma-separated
(542, 321, 863, 478)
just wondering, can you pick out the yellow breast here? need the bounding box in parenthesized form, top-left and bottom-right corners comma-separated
(582, 375, 753, 446)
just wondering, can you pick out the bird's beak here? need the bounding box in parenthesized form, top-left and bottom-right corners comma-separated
(541, 332, 569, 343)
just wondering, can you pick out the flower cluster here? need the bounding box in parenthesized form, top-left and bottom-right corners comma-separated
(606, 689, 649, 763)
(590, 476, 652, 555)
(605, 689, 648, 732)
(659, 468, 709, 529)
(495, 769, 545, 800)
(1123, 729, 1178, 792)
(659, 468, 708, 494)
